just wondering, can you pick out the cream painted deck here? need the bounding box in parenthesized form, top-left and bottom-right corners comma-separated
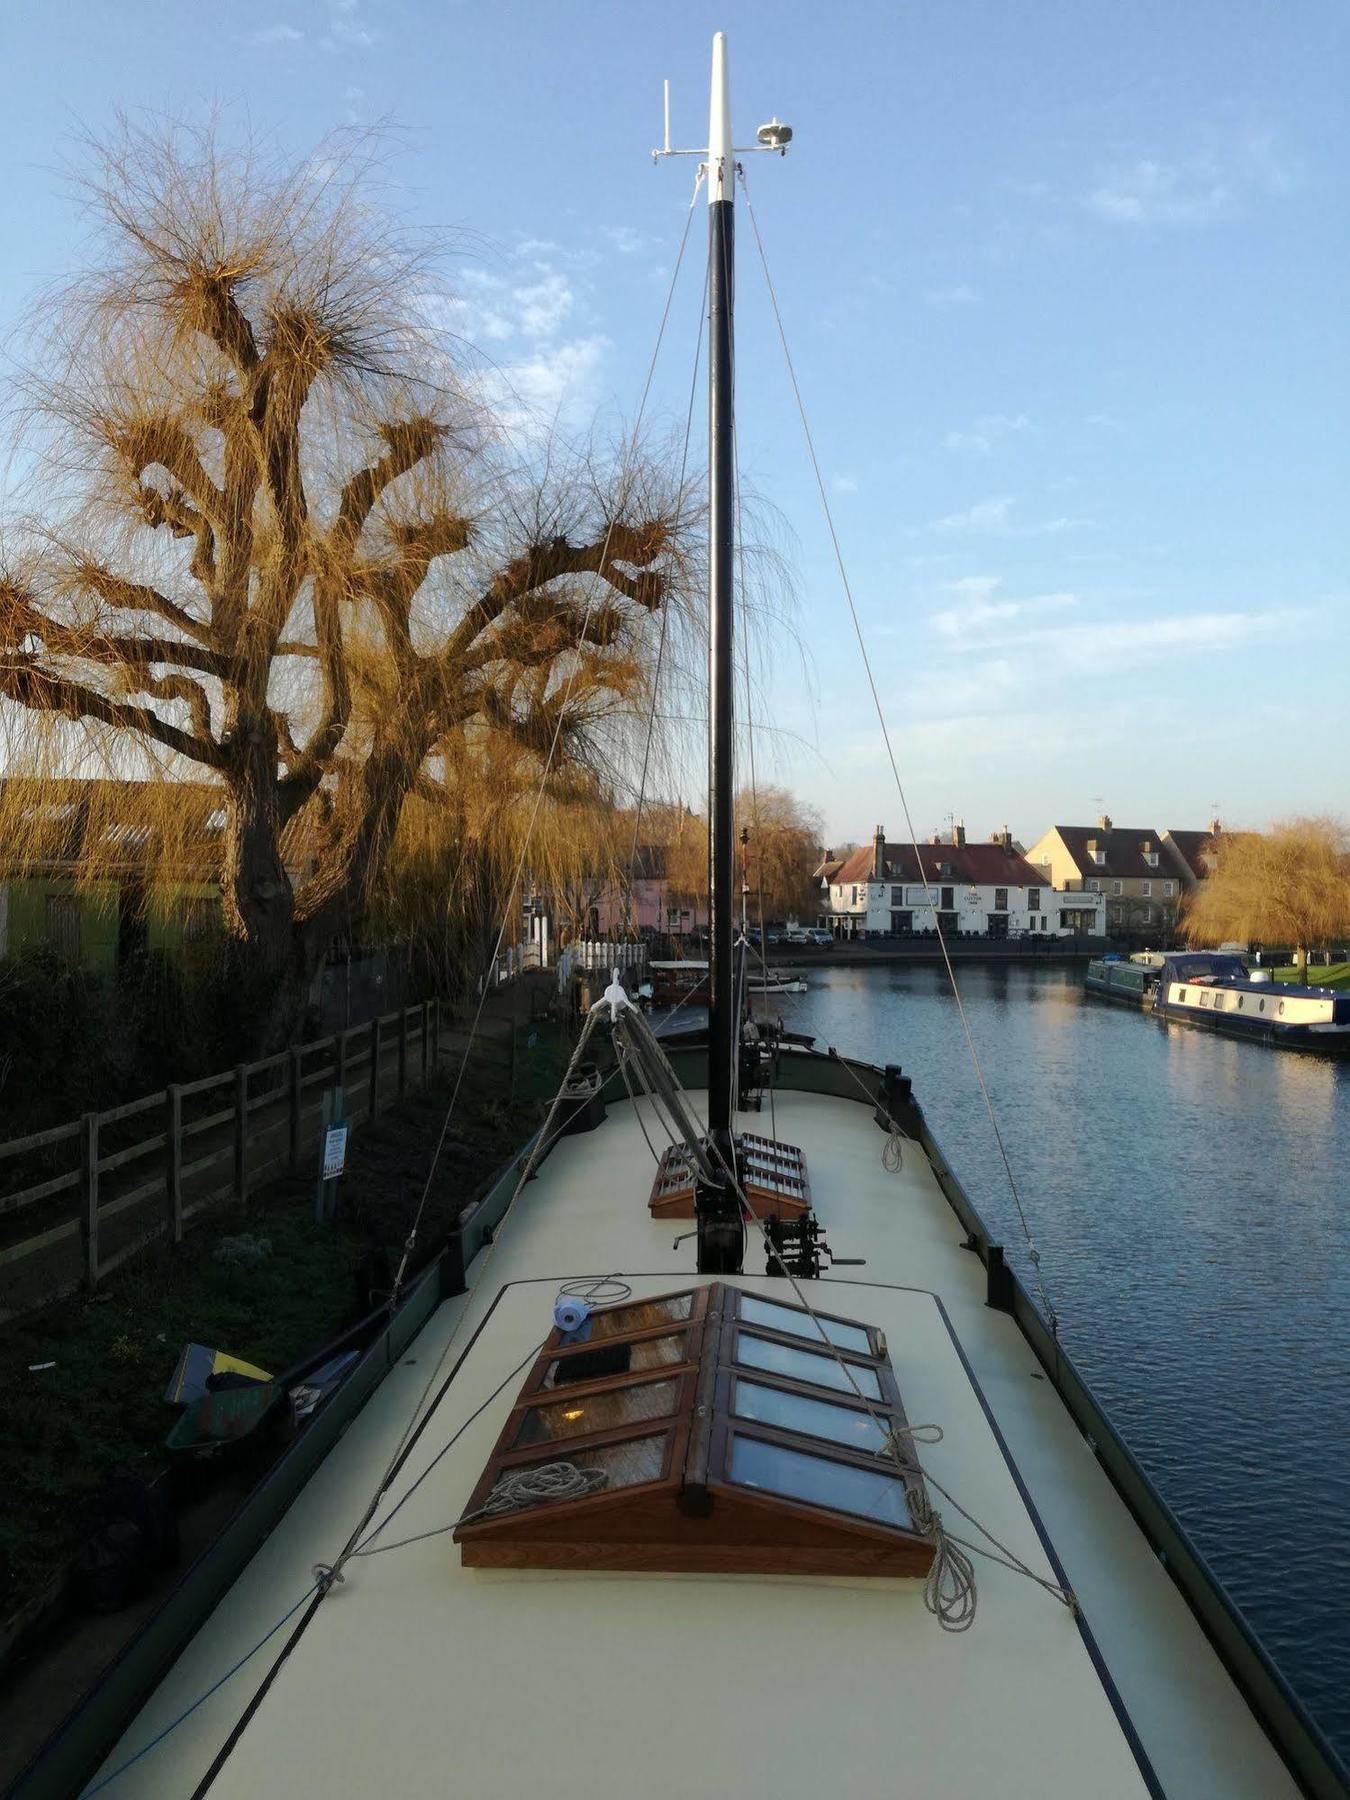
(94, 1085, 1302, 1798)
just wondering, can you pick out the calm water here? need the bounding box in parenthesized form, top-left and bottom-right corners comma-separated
(761, 963, 1350, 1758)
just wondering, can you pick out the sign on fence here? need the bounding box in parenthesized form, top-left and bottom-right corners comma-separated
(322, 1125, 349, 1181)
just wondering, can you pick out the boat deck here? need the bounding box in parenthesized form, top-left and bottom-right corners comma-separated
(93, 1085, 1303, 1798)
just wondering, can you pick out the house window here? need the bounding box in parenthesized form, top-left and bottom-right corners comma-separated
(1178, 988, 1188, 1001)
(1145, 851, 1159, 868)
(851, 885, 860, 905)
(45, 895, 81, 961)
(994, 888, 1008, 912)
(1141, 906, 1153, 923)
(939, 886, 954, 910)
(454, 1284, 936, 1579)
(1112, 880, 1123, 897)
(890, 911, 912, 935)
(1141, 881, 1152, 897)
(1028, 888, 1040, 912)
(1086, 879, 1100, 892)
(1092, 849, 1106, 866)
(891, 885, 903, 906)
(1164, 881, 1176, 897)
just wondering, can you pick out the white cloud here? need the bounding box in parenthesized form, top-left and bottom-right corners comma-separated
(925, 496, 1089, 537)
(930, 577, 1079, 643)
(929, 496, 1014, 534)
(1089, 132, 1298, 226)
(927, 284, 980, 307)
(250, 22, 303, 45)
(832, 474, 859, 495)
(321, 1, 379, 51)
(944, 413, 1032, 455)
(483, 337, 609, 441)
(512, 270, 574, 338)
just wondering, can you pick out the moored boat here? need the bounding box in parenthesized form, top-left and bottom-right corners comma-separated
(21, 36, 1349, 1800)
(1085, 953, 1159, 1006)
(1151, 951, 1350, 1053)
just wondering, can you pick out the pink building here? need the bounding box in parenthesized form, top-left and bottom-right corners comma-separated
(593, 846, 709, 937)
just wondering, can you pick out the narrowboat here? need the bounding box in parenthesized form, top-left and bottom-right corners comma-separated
(1151, 952, 1350, 1053)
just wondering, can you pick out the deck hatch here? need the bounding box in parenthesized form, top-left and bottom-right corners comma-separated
(454, 1283, 935, 1577)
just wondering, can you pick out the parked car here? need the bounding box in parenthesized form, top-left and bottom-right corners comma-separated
(785, 926, 833, 946)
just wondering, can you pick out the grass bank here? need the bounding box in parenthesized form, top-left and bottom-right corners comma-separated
(0, 1008, 573, 1626)
(1273, 963, 1350, 989)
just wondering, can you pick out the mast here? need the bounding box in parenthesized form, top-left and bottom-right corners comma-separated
(705, 30, 737, 1166)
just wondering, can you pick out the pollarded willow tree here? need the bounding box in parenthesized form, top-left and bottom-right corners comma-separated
(1181, 817, 1350, 976)
(0, 126, 694, 1037)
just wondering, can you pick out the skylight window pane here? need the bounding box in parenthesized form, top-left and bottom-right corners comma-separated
(728, 1435, 912, 1529)
(584, 1294, 693, 1341)
(732, 1379, 888, 1453)
(541, 1332, 688, 1390)
(514, 1379, 680, 1448)
(736, 1334, 882, 1399)
(739, 1295, 871, 1354)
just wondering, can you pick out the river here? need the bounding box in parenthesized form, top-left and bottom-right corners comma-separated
(755, 961, 1350, 1761)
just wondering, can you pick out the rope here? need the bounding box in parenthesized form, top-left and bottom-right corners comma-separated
(475, 1461, 607, 1519)
(738, 168, 1060, 1336)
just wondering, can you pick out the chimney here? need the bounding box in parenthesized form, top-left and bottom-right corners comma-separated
(873, 825, 886, 878)
(1098, 813, 1112, 832)
(1209, 817, 1221, 836)
(953, 819, 966, 848)
(930, 831, 942, 846)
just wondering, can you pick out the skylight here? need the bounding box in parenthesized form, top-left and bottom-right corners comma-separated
(454, 1283, 935, 1578)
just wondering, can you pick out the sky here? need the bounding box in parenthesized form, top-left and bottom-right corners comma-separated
(0, 0, 1345, 846)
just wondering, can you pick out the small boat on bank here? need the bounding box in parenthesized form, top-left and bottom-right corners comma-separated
(646, 959, 807, 1006)
(1151, 952, 1350, 1052)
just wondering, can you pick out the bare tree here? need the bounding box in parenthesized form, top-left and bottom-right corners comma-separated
(1181, 817, 1350, 977)
(0, 124, 693, 1038)
(658, 785, 823, 923)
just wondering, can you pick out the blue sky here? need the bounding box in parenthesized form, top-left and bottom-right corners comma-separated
(1, 0, 1345, 844)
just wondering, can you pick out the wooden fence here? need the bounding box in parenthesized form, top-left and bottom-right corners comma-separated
(0, 1001, 441, 1318)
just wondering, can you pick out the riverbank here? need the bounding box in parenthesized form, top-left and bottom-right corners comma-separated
(769, 937, 1108, 970)
(0, 983, 574, 1784)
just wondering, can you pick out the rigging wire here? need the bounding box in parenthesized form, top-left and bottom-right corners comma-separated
(737, 166, 1059, 1335)
(384, 165, 705, 1321)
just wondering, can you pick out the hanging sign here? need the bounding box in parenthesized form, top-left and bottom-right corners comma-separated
(322, 1125, 349, 1181)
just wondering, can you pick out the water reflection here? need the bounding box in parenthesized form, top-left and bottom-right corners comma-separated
(755, 964, 1350, 1757)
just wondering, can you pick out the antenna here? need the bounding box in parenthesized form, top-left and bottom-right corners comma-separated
(652, 74, 794, 163)
(663, 78, 671, 154)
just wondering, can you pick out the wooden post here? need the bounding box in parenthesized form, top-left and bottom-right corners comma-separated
(80, 1112, 100, 1291)
(166, 1086, 183, 1244)
(288, 1048, 303, 1171)
(420, 1000, 431, 1087)
(234, 1065, 249, 1204)
(431, 997, 441, 1068)
(397, 1008, 409, 1100)
(368, 1015, 381, 1119)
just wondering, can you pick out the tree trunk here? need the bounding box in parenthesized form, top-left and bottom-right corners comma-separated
(1294, 944, 1309, 982)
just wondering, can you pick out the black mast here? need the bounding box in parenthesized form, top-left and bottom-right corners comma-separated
(697, 33, 743, 1272)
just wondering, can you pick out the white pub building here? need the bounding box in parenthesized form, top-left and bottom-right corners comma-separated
(815, 826, 1104, 940)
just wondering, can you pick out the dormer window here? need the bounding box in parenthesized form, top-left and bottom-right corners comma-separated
(454, 1284, 936, 1577)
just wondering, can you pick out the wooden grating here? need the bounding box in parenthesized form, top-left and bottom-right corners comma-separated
(647, 1133, 811, 1221)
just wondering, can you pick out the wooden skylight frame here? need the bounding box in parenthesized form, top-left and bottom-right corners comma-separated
(454, 1284, 935, 1578)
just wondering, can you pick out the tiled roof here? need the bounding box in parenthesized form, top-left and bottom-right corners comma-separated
(825, 840, 1048, 889)
(1045, 825, 1177, 882)
(1161, 830, 1217, 881)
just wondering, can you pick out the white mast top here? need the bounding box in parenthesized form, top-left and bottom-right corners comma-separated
(708, 31, 732, 202)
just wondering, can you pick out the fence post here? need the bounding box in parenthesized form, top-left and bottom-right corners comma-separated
(234, 1065, 249, 1204)
(397, 1008, 409, 1101)
(166, 1086, 183, 1244)
(431, 998, 441, 1068)
(80, 1112, 100, 1291)
(368, 1015, 382, 1119)
(420, 1000, 431, 1087)
(288, 1048, 303, 1171)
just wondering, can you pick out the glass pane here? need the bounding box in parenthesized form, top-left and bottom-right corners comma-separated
(732, 1379, 889, 1454)
(514, 1379, 680, 1447)
(729, 1435, 912, 1529)
(739, 1295, 871, 1355)
(736, 1333, 882, 1399)
(585, 1293, 694, 1342)
(542, 1333, 688, 1390)
(491, 1435, 667, 1511)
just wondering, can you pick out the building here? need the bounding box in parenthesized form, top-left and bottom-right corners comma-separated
(1160, 824, 1221, 887)
(590, 845, 709, 940)
(814, 824, 1091, 939)
(1023, 816, 1200, 940)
